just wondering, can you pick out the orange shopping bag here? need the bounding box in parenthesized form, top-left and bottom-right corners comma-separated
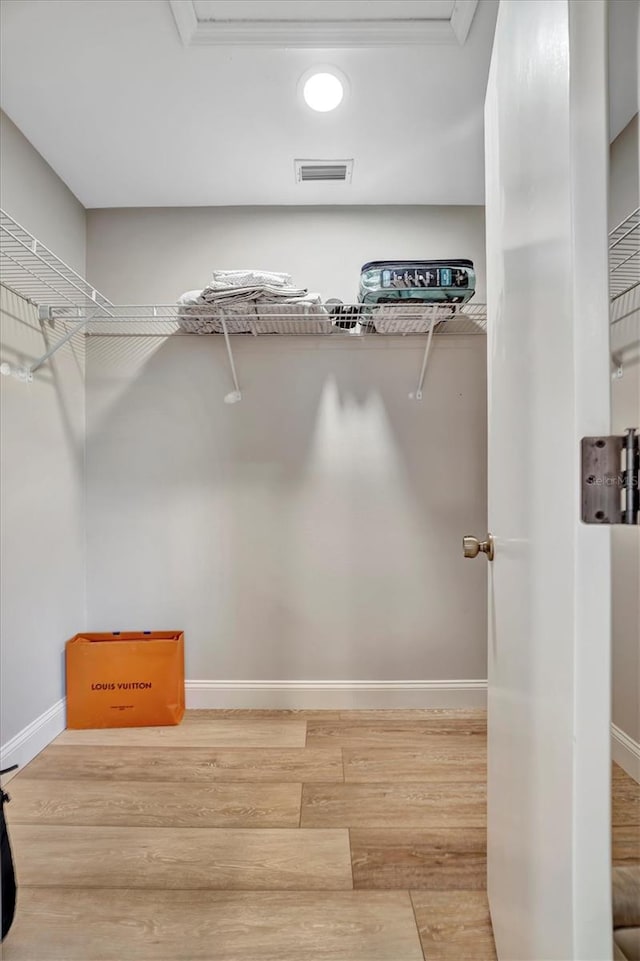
(65, 631, 185, 729)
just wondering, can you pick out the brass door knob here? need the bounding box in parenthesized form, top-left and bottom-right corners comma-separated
(463, 534, 495, 561)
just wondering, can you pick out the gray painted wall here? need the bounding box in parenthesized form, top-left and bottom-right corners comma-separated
(85, 206, 488, 683)
(610, 114, 638, 229)
(610, 115, 640, 746)
(86, 205, 486, 305)
(0, 110, 86, 748)
(0, 112, 86, 272)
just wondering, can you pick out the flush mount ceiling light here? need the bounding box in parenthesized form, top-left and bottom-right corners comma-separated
(300, 67, 347, 113)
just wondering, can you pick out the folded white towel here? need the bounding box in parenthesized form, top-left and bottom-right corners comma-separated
(200, 283, 309, 303)
(211, 269, 292, 288)
(177, 290, 204, 306)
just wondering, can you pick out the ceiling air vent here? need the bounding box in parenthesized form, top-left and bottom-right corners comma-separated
(295, 160, 354, 184)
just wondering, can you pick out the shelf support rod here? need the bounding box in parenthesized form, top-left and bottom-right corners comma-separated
(30, 316, 90, 373)
(1, 314, 90, 382)
(412, 314, 437, 401)
(220, 317, 242, 403)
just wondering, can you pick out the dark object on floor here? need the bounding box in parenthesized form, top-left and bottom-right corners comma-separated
(1, 765, 18, 941)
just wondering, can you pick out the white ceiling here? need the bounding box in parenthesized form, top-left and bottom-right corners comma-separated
(0, 1, 635, 210)
(0, 0, 498, 207)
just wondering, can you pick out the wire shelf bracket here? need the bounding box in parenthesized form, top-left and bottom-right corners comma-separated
(219, 317, 242, 404)
(410, 314, 437, 401)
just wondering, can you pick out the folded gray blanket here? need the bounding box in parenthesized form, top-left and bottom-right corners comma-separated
(199, 284, 312, 304)
(176, 287, 329, 335)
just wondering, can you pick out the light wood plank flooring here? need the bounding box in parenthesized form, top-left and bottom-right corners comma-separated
(613, 765, 640, 869)
(3, 709, 636, 959)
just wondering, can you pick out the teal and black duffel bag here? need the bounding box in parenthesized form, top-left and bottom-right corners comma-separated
(359, 259, 476, 307)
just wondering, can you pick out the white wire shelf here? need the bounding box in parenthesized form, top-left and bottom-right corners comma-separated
(610, 283, 640, 326)
(609, 207, 639, 300)
(37, 303, 486, 401)
(609, 209, 640, 372)
(0, 209, 113, 313)
(46, 301, 488, 337)
(3, 197, 639, 393)
(0, 202, 618, 393)
(0, 205, 485, 397)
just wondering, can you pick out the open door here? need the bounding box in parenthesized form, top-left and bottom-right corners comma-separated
(483, 1, 613, 958)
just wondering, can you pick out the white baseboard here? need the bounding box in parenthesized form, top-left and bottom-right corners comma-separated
(0, 682, 485, 779)
(1, 698, 66, 778)
(5, 690, 636, 791)
(612, 724, 640, 783)
(185, 679, 488, 710)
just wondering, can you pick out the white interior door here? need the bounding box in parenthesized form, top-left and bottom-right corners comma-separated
(484, 2, 613, 959)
